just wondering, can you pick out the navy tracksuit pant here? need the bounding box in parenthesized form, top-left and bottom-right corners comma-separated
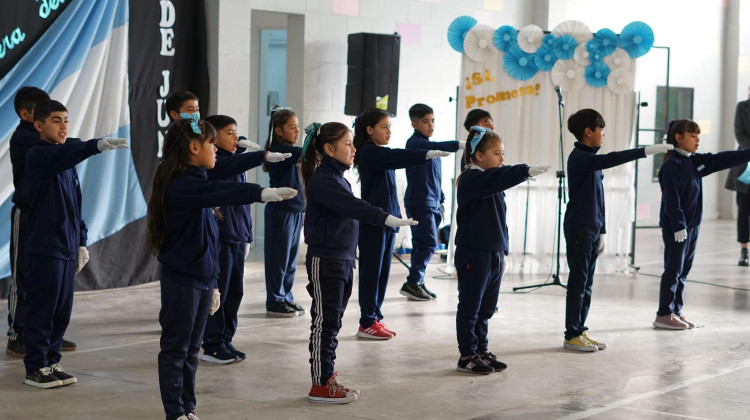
(358, 225, 395, 328)
(202, 243, 244, 352)
(455, 247, 503, 356)
(23, 254, 75, 374)
(158, 276, 212, 420)
(564, 230, 600, 340)
(405, 206, 442, 284)
(658, 226, 699, 317)
(8, 206, 28, 341)
(264, 207, 303, 309)
(306, 256, 354, 386)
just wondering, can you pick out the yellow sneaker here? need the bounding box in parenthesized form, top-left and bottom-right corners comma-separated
(582, 331, 607, 350)
(563, 335, 598, 352)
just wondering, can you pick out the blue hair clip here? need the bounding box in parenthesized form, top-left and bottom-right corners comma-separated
(469, 126, 488, 153)
(180, 112, 202, 135)
(302, 122, 322, 161)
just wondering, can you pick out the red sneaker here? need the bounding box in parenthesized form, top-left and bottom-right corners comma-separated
(376, 320, 397, 337)
(356, 322, 394, 340)
(308, 373, 358, 403)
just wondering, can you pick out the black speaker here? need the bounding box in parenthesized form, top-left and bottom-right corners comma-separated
(345, 32, 401, 116)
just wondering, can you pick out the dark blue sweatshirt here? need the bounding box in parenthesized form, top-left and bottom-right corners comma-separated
(659, 149, 750, 232)
(304, 157, 389, 260)
(206, 148, 265, 244)
(266, 143, 304, 213)
(9, 120, 40, 211)
(455, 164, 529, 253)
(404, 130, 459, 208)
(564, 142, 645, 236)
(158, 165, 264, 289)
(25, 138, 100, 260)
(357, 142, 428, 230)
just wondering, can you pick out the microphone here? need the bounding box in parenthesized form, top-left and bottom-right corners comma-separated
(554, 85, 564, 106)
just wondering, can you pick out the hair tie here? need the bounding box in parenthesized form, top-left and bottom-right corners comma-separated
(302, 122, 322, 161)
(469, 126, 488, 154)
(180, 112, 202, 135)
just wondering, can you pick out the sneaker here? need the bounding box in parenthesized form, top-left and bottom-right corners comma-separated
(24, 366, 63, 389)
(187, 413, 200, 420)
(457, 354, 495, 374)
(308, 374, 358, 404)
(200, 348, 239, 364)
(653, 314, 689, 330)
(478, 351, 507, 371)
(399, 282, 432, 301)
(287, 301, 306, 316)
(226, 342, 246, 360)
(563, 335, 598, 352)
(375, 320, 396, 337)
(356, 322, 394, 340)
(6, 337, 25, 358)
(49, 363, 77, 385)
(740, 248, 749, 267)
(60, 338, 77, 351)
(266, 301, 298, 318)
(676, 313, 696, 329)
(419, 283, 437, 299)
(582, 331, 607, 350)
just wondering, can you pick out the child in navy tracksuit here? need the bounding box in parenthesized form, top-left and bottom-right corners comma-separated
(353, 107, 450, 340)
(148, 115, 296, 420)
(654, 119, 750, 330)
(300, 122, 417, 404)
(22, 100, 128, 388)
(563, 109, 673, 352)
(263, 107, 306, 317)
(402, 103, 462, 301)
(454, 127, 548, 374)
(200, 114, 291, 364)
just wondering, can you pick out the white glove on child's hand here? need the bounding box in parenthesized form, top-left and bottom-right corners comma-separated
(238, 136, 261, 151)
(76, 246, 89, 274)
(458, 141, 466, 150)
(265, 152, 292, 163)
(426, 150, 451, 160)
(644, 144, 674, 155)
(97, 137, 129, 152)
(528, 165, 551, 178)
(261, 187, 298, 202)
(385, 215, 418, 227)
(209, 289, 221, 316)
(598, 234, 606, 255)
(674, 229, 687, 243)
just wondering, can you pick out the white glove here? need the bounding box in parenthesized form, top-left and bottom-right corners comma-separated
(426, 150, 451, 160)
(598, 234, 606, 255)
(458, 141, 466, 150)
(76, 246, 89, 274)
(238, 137, 261, 150)
(528, 165, 551, 177)
(674, 229, 687, 243)
(261, 187, 298, 202)
(265, 152, 292, 163)
(97, 137, 129, 152)
(209, 289, 221, 316)
(385, 215, 418, 227)
(644, 144, 674, 155)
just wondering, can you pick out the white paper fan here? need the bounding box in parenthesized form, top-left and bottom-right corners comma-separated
(607, 67, 634, 95)
(463, 24, 499, 63)
(573, 43, 591, 66)
(604, 47, 632, 70)
(551, 59, 585, 92)
(517, 24, 544, 53)
(552, 20, 593, 45)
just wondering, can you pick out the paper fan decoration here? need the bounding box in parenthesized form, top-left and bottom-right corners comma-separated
(542, 33, 559, 49)
(551, 59, 585, 92)
(494, 25, 518, 52)
(504, 46, 539, 80)
(619, 21, 654, 58)
(585, 62, 611, 88)
(573, 43, 591, 66)
(552, 20, 593, 45)
(604, 47, 632, 70)
(447, 16, 478, 53)
(553, 34, 577, 60)
(586, 40, 605, 62)
(607, 67, 634, 95)
(463, 25, 499, 63)
(534, 46, 558, 71)
(517, 24, 544, 53)
(592, 28, 618, 56)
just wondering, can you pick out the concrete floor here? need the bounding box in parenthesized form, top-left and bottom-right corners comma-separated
(1, 219, 749, 419)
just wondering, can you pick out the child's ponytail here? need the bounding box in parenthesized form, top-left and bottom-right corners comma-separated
(300, 121, 351, 197)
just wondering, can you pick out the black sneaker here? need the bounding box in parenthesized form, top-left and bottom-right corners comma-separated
(226, 343, 246, 361)
(49, 363, 77, 385)
(24, 366, 63, 389)
(287, 301, 306, 315)
(200, 348, 238, 364)
(740, 248, 749, 267)
(399, 282, 432, 301)
(456, 354, 495, 374)
(419, 283, 437, 299)
(6, 337, 25, 358)
(479, 352, 507, 372)
(266, 301, 298, 317)
(60, 338, 77, 351)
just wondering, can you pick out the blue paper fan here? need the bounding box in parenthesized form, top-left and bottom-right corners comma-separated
(553, 34, 577, 60)
(447, 16, 478, 53)
(593, 28, 618, 56)
(619, 21, 654, 58)
(534, 46, 558, 71)
(542, 33, 559, 49)
(494, 25, 517, 52)
(504, 46, 539, 80)
(586, 40, 604, 62)
(585, 62, 611, 87)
